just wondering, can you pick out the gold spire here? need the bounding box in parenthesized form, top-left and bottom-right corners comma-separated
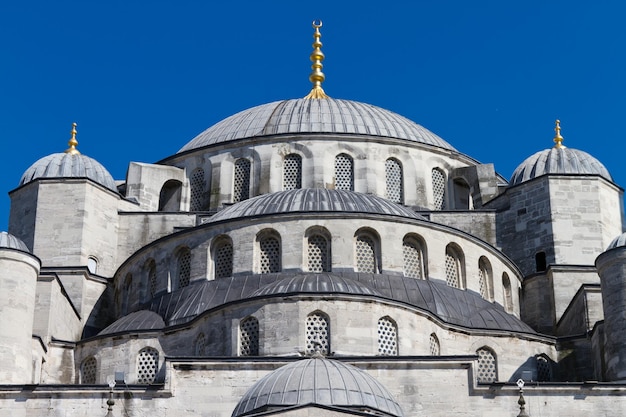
(553, 119, 565, 149)
(65, 122, 80, 155)
(304, 20, 329, 99)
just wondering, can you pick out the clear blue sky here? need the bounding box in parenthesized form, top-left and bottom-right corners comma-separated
(2, 1, 625, 231)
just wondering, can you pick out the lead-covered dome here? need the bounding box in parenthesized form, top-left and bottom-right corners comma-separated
(0, 232, 29, 252)
(510, 147, 612, 186)
(607, 232, 626, 250)
(231, 357, 404, 417)
(19, 152, 118, 192)
(178, 98, 456, 153)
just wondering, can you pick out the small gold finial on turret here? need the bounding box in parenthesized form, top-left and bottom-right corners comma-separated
(65, 122, 80, 155)
(304, 20, 329, 99)
(553, 119, 565, 149)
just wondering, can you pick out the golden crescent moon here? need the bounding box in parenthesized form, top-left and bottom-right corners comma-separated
(312, 20, 323, 28)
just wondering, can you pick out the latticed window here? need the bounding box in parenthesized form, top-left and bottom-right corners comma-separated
(503, 273, 513, 312)
(148, 261, 157, 298)
(308, 234, 330, 272)
(137, 347, 159, 384)
(259, 236, 280, 273)
(476, 348, 497, 383)
(240, 317, 259, 356)
(377, 317, 398, 356)
(334, 153, 354, 191)
(445, 246, 461, 288)
(283, 154, 302, 190)
(214, 240, 233, 278)
(306, 312, 330, 355)
(177, 249, 191, 288)
(432, 168, 446, 210)
(80, 356, 97, 384)
(195, 333, 206, 356)
(233, 159, 251, 203)
(429, 333, 440, 356)
(385, 158, 403, 204)
(189, 168, 206, 211)
(403, 238, 423, 279)
(537, 356, 551, 381)
(478, 258, 491, 300)
(355, 234, 377, 273)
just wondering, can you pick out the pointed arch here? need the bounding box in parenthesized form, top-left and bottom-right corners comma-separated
(256, 230, 281, 274)
(445, 243, 465, 289)
(476, 346, 497, 383)
(283, 153, 302, 190)
(305, 311, 330, 355)
(189, 167, 206, 211)
(136, 347, 159, 384)
(240, 316, 260, 356)
(432, 168, 446, 210)
(478, 256, 493, 301)
(334, 153, 354, 191)
(403, 234, 426, 279)
(80, 356, 97, 384)
(233, 158, 251, 202)
(385, 158, 404, 204)
(377, 316, 398, 356)
(212, 236, 233, 279)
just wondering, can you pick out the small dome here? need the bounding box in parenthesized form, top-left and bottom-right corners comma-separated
(231, 357, 404, 417)
(178, 98, 455, 153)
(208, 189, 424, 223)
(0, 232, 29, 252)
(98, 310, 165, 335)
(510, 147, 612, 186)
(607, 233, 626, 250)
(20, 152, 118, 192)
(251, 273, 383, 297)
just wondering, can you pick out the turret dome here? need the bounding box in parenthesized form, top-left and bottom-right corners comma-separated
(607, 232, 626, 250)
(0, 232, 29, 252)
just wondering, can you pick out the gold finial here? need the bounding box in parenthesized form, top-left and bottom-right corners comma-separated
(553, 119, 565, 149)
(304, 20, 329, 99)
(65, 122, 80, 155)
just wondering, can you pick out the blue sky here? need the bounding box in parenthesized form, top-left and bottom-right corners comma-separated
(2, 1, 625, 231)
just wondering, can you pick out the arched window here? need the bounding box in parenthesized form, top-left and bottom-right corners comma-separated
(195, 333, 206, 356)
(189, 168, 206, 211)
(240, 316, 259, 356)
(306, 312, 330, 355)
(377, 316, 398, 356)
(177, 248, 191, 288)
(476, 347, 497, 383)
(258, 232, 281, 274)
(429, 333, 440, 356)
(355, 231, 379, 273)
(213, 238, 233, 279)
(535, 251, 547, 272)
(403, 235, 425, 279)
(137, 347, 159, 384)
(233, 158, 251, 203)
(158, 179, 182, 211)
(432, 168, 446, 210)
(308, 233, 330, 272)
(80, 356, 97, 384)
(502, 273, 513, 313)
(445, 244, 464, 289)
(478, 257, 493, 301)
(87, 257, 98, 274)
(385, 158, 403, 204)
(283, 154, 302, 190)
(453, 178, 472, 209)
(536, 355, 552, 382)
(147, 260, 157, 299)
(334, 153, 354, 191)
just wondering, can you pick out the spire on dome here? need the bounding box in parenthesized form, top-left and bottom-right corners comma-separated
(64, 122, 80, 155)
(553, 119, 565, 149)
(304, 20, 329, 99)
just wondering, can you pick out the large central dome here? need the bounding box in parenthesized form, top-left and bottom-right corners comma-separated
(178, 98, 456, 153)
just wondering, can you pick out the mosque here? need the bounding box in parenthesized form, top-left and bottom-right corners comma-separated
(2, 22, 626, 417)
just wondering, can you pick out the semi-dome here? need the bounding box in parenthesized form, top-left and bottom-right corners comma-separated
(98, 310, 165, 336)
(208, 189, 424, 223)
(178, 98, 456, 153)
(251, 273, 383, 298)
(231, 357, 404, 417)
(0, 231, 29, 252)
(20, 152, 118, 192)
(607, 232, 626, 250)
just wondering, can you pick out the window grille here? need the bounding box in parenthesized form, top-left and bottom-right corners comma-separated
(537, 356, 551, 381)
(195, 333, 206, 356)
(377, 317, 398, 356)
(334, 154, 354, 191)
(385, 158, 403, 204)
(233, 159, 251, 202)
(240, 317, 259, 356)
(503, 273, 513, 312)
(432, 168, 446, 210)
(429, 334, 440, 356)
(356, 234, 377, 273)
(177, 249, 191, 288)
(476, 348, 497, 383)
(478, 267, 487, 299)
(306, 312, 330, 355)
(283, 154, 302, 190)
(308, 234, 330, 272)
(148, 262, 157, 298)
(259, 236, 280, 273)
(190, 168, 205, 211)
(80, 357, 97, 384)
(214, 241, 233, 278)
(137, 347, 159, 384)
(403, 239, 423, 279)
(445, 248, 460, 288)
